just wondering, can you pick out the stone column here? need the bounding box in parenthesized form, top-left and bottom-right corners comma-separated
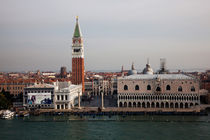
(78, 90, 81, 109)
(101, 91, 105, 109)
(68, 103, 71, 109)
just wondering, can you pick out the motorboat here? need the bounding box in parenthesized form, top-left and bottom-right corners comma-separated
(1, 110, 15, 119)
(24, 113, 29, 117)
(18, 111, 30, 117)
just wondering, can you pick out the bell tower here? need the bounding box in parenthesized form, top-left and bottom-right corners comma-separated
(72, 16, 85, 92)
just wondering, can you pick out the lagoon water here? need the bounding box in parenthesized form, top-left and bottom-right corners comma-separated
(1, 114, 210, 140)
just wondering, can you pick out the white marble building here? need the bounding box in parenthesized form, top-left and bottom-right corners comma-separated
(23, 82, 82, 110)
(23, 83, 55, 109)
(54, 82, 82, 110)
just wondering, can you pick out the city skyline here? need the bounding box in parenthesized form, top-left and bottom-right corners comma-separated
(0, 0, 210, 72)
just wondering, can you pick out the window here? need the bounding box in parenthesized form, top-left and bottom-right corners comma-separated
(57, 95, 60, 100)
(74, 49, 80, 52)
(65, 95, 68, 100)
(61, 95, 64, 100)
(124, 85, 128, 90)
(135, 85, 139, 90)
(156, 87, 161, 91)
(191, 86, 195, 92)
(147, 85, 151, 90)
(178, 86, 182, 92)
(166, 85, 171, 91)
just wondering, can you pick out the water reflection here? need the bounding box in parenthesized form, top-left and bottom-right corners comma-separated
(19, 113, 210, 123)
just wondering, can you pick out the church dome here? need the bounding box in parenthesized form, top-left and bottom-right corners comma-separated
(143, 61, 153, 75)
(128, 63, 137, 76)
(128, 69, 137, 76)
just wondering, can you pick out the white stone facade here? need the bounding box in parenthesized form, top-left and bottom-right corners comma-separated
(84, 81, 93, 95)
(111, 77, 118, 95)
(23, 82, 82, 110)
(54, 83, 82, 110)
(23, 83, 55, 109)
(117, 74, 200, 109)
(92, 79, 111, 96)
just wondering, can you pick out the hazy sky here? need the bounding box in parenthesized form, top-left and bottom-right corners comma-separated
(0, 0, 210, 72)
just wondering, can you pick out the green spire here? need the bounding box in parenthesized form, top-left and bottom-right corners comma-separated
(73, 16, 82, 38)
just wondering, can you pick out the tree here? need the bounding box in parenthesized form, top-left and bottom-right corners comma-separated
(2, 90, 13, 102)
(0, 94, 9, 109)
(0, 90, 12, 109)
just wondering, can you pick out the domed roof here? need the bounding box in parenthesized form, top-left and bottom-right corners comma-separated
(128, 69, 137, 76)
(128, 63, 137, 76)
(143, 60, 153, 75)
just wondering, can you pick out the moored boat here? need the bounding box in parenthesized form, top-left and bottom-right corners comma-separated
(1, 110, 15, 119)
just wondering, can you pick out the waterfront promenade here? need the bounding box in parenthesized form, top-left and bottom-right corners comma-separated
(37, 106, 201, 114)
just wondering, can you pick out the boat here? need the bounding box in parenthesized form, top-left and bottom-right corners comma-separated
(18, 111, 30, 117)
(24, 113, 29, 117)
(1, 110, 15, 119)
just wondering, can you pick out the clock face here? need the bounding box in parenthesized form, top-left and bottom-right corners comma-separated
(73, 39, 81, 44)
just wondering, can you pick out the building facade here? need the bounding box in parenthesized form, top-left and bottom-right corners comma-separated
(72, 17, 85, 92)
(110, 77, 118, 95)
(23, 82, 82, 109)
(23, 83, 55, 109)
(54, 83, 82, 109)
(117, 74, 200, 109)
(92, 78, 111, 96)
(0, 79, 34, 96)
(84, 81, 93, 95)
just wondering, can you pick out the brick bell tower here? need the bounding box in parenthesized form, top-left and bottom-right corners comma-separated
(72, 16, 85, 92)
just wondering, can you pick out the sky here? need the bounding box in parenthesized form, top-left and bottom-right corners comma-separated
(0, 0, 210, 72)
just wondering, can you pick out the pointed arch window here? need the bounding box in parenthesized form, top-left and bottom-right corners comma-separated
(156, 87, 161, 91)
(135, 85, 139, 90)
(147, 85, 151, 90)
(178, 86, 182, 92)
(191, 86, 195, 92)
(166, 85, 171, 91)
(124, 85, 128, 90)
